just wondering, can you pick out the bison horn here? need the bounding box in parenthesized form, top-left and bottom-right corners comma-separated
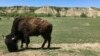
(12, 37, 15, 40)
(2, 34, 6, 39)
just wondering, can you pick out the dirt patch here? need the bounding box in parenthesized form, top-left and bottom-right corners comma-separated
(1, 43, 100, 56)
(82, 23, 90, 26)
(2, 50, 46, 56)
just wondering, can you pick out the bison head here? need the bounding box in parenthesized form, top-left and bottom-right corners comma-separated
(5, 34, 18, 52)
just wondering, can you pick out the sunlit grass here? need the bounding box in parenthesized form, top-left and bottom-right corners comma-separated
(1, 17, 100, 52)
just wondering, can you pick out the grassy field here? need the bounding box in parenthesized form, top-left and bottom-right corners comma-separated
(1, 17, 100, 56)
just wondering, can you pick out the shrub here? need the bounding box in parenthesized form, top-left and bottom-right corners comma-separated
(35, 13, 53, 17)
(56, 13, 60, 17)
(80, 13, 87, 17)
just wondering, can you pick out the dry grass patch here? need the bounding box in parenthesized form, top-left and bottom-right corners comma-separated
(82, 22, 90, 26)
(2, 50, 46, 56)
(1, 43, 100, 56)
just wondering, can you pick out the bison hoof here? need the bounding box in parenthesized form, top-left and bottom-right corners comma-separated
(41, 47, 44, 49)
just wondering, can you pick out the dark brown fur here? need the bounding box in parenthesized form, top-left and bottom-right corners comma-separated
(5, 16, 53, 52)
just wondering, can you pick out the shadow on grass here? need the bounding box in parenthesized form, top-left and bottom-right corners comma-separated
(18, 47, 61, 51)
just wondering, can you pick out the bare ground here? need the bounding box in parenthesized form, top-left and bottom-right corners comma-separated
(1, 43, 100, 56)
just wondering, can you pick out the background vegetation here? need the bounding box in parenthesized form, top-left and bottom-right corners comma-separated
(0, 17, 100, 56)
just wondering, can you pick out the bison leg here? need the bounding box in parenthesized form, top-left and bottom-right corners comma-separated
(25, 37, 30, 48)
(47, 35, 51, 48)
(41, 34, 51, 48)
(23, 33, 30, 48)
(41, 35, 48, 48)
(41, 39, 47, 48)
(17, 34, 25, 48)
(20, 39, 24, 48)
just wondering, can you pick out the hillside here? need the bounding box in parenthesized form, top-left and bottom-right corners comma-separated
(0, 6, 100, 17)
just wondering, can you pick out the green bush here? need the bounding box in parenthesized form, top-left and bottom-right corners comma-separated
(35, 13, 53, 17)
(80, 13, 87, 17)
(56, 13, 60, 17)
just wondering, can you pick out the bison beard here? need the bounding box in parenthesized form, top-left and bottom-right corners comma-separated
(5, 16, 53, 52)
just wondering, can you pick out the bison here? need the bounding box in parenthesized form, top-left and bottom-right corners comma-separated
(5, 16, 53, 52)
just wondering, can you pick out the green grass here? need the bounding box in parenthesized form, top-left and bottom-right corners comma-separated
(1, 17, 100, 51)
(79, 49, 98, 56)
(44, 48, 100, 56)
(44, 17, 100, 43)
